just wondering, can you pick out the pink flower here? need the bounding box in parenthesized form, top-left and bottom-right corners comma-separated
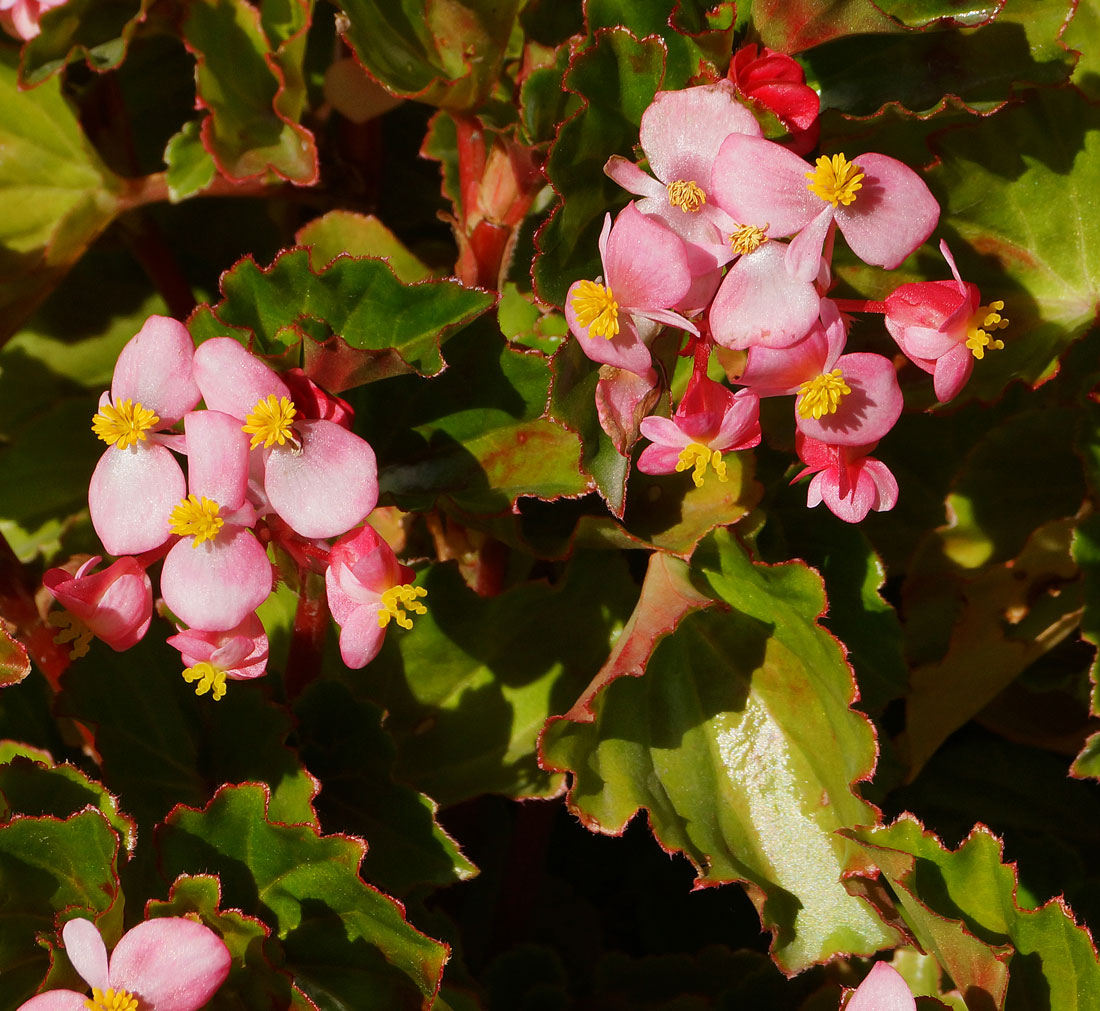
(0, 0, 66, 39)
(793, 352, 903, 447)
(43, 556, 152, 657)
(88, 316, 201, 557)
(727, 44, 820, 155)
(191, 339, 378, 539)
(326, 524, 427, 669)
(884, 239, 1009, 402)
(843, 962, 915, 1011)
(565, 204, 699, 378)
(604, 81, 763, 309)
(637, 373, 760, 486)
(18, 915, 230, 1011)
(159, 411, 272, 633)
(795, 433, 898, 523)
(167, 612, 269, 700)
(710, 134, 939, 283)
(735, 298, 847, 397)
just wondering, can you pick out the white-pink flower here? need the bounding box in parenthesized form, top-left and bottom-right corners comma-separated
(0, 0, 66, 39)
(18, 916, 230, 1011)
(167, 611, 269, 700)
(88, 316, 201, 557)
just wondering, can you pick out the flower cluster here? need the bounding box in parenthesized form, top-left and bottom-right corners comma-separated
(567, 53, 1008, 523)
(44, 316, 425, 695)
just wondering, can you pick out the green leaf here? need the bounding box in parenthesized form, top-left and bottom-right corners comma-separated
(1066, 0, 1100, 102)
(0, 746, 135, 850)
(803, 0, 1075, 117)
(0, 46, 121, 340)
(182, 0, 317, 183)
(849, 817, 1100, 1011)
(334, 0, 522, 110)
(295, 681, 478, 893)
(157, 783, 449, 1010)
(20, 0, 148, 86)
(868, 0, 1000, 27)
(0, 810, 121, 1007)
(0, 628, 29, 687)
(357, 550, 637, 804)
(296, 211, 434, 282)
(57, 634, 319, 838)
(148, 874, 316, 1011)
(163, 119, 218, 203)
(532, 27, 666, 308)
(1071, 513, 1100, 778)
(747, 0, 902, 52)
(354, 318, 590, 515)
(542, 530, 899, 973)
(924, 87, 1100, 396)
(187, 247, 496, 389)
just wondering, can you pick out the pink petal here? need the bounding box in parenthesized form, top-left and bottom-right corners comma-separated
(167, 612, 269, 680)
(713, 390, 761, 451)
(796, 352, 903, 447)
(933, 343, 975, 402)
(604, 203, 691, 310)
(183, 411, 249, 512)
(594, 367, 660, 456)
(107, 918, 231, 1011)
(835, 153, 939, 269)
(336, 602, 388, 669)
(846, 962, 915, 1011)
(603, 155, 667, 202)
(191, 338, 289, 420)
(111, 316, 201, 428)
(89, 444, 185, 556)
(62, 918, 108, 992)
(638, 416, 694, 450)
(44, 557, 152, 651)
(784, 204, 834, 282)
(565, 291, 654, 377)
(710, 133, 819, 236)
(863, 458, 899, 512)
(708, 242, 820, 350)
(16, 992, 89, 1011)
(161, 527, 272, 632)
(640, 81, 761, 186)
(636, 443, 689, 475)
(263, 420, 378, 539)
(737, 321, 833, 396)
(818, 465, 877, 523)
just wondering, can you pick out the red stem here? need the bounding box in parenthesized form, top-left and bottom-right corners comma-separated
(283, 570, 329, 701)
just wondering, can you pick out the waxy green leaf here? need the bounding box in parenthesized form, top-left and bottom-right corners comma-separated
(158, 783, 449, 1010)
(849, 817, 1100, 1010)
(20, 0, 148, 86)
(182, 0, 317, 183)
(543, 530, 899, 973)
(0, 810, 121, 1007)
(0, 47, 121, 341)
(187, 247, 496, 389)
(357, 551, 637, 804)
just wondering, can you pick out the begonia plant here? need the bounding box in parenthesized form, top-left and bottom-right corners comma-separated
(0, 2, 1099, 1010)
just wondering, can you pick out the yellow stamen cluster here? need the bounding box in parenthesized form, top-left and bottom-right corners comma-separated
(182, 661, 228, 700)
(666, 179, 706, 213)
(797, 369, 851, 420)
(242, 395, 298, 450)
(91, 399, 160, 450)
(571, 280, 620, 339)
(806, 153, 864, 207)
(378, 584, 428, 630)
(965, 300, 1008, 359)
(84, 987, 139, 1011)
(730, 223, 768, 257)
(48, 611, 93, 659)
(169, 494, 224, 547)
(675, 443, 728, 488)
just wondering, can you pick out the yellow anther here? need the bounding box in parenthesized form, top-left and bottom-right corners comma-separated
(730, 223, 768, 257)
(797, 369, 851, 420)
(169, 494, 224, 546)
(965, 299, 1008, 359)
(806, 153, 864, 207)
(675, 443, 728, 488)
(91, 399, 160, 450)
(378, 584, 428, 631)
(84, 987, 140, 1011)
(182, 661, 228, 701)
(242, 394, 298, 450)
(666, 179, 706, 212)
(571, 280, 620, 339)
(48, 611, 93, 659)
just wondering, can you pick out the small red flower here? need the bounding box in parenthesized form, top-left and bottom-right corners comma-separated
(728, 44, 820, 155)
